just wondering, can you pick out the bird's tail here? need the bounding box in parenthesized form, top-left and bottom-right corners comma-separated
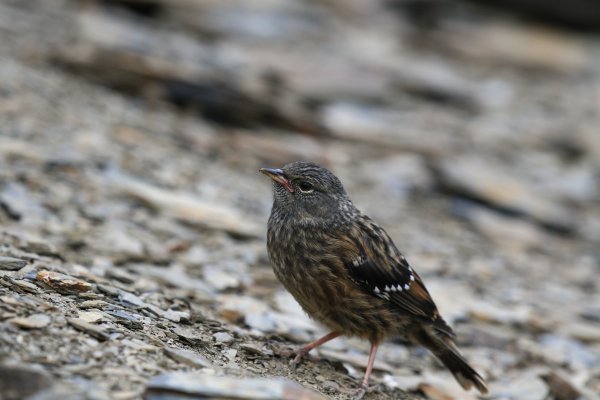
(434, 345, 488, 394)
(418, 324, 488, 395)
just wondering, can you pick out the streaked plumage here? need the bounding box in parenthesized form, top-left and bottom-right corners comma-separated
(262, 161, 487, 398)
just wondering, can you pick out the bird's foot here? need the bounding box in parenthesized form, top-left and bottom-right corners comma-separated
(351, 383, 369, 400)
(349, 383, 382, 400)
(289, 349, 308, 369)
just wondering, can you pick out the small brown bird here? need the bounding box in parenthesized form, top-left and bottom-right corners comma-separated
(260, 161, 487, 399)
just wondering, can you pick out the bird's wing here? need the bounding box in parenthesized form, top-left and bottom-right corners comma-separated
(334, 214, 446, 326)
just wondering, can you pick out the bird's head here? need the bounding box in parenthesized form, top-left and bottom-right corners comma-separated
(260, 161, 352, 225)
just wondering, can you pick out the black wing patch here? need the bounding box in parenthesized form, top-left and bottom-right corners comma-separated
(343, 218, 440, 320)
(349, 252, 414, 296)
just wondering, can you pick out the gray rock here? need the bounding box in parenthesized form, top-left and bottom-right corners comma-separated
(144, 372, 327, 400)
(0, 363, 53, 400)
(213, 332, 234, 344)
(164, 347, 212, 368)
(490, 371, 548, 400)
(105, 170, 263, 238)
(11, 279, 39, 293)
(92, 223, 145, 260)
(535, 335, 598, 369)
(105, 267, 136, 284)
(434, 156, 574, 232)
(96, 284, 119, 297)
(322, 102, 457, 155)
(240, 343, 273, 357)
(160, 309, 190, 323)
(10, 313, 51, 329)
(203, 264, 242, 291)
(67, 318, 110, 341)
(118, 290, 146, 308)
(77, 310, 105, 323)
(104, 309, 144, 329)
(130, 263, 212, 296)
(20, 238, 59, 257)
(435, 21, 589, 73)
(0, 256, 27, 271)
(463, 206, 547, 251)
(563, 322, 600, 344)
(540, 371, 596, 400)
(172, 327, 207, 344)
(78, 300, 109, 309)
(0, 182, 46, 224)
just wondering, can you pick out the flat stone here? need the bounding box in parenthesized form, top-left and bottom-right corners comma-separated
(540, 372, 590, 400)
(161, 309, 190, 323)
(78, 310, 105, 323)
(104, 309, 144, 329)
(203, 265, 241, 291)
(20, 238, 59, 257)
(172, 327, 207, 343)
(0, 182, 46, 224)
(463, 206, 546, 251)
(10, 313, 51, 329)
(0, 363, 53, 399)
(164, 347, 212, 368)
(118, 290, 146, 308)
(78, 300, 109, 309)
(213, 332, 234, 344)
(563, 322, 600, 343)
(67, 317, 110, 341)
(490, 370, 547, 400)
(318, 348, 395, 373)
(97, 284, 119, 297)
(11, 279, 39, 293)
(106, 267, 136, 284)
(106, 170, 262, 238)
(0, 256, 27, 271)
(36, 270, 92, 293)
(144, 372, 327, 400)
(434, 156, 574, 232)
(420, 378, 479, 400)
(240, 343, 273, 357)
(469, 302, 532, 325)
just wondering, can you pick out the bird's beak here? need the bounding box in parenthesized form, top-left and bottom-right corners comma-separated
(259, 168, 294, 192)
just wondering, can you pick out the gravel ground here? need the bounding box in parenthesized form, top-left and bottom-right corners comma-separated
(0, 1, 599, 399)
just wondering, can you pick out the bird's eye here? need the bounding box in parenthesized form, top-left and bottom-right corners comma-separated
(298, 181, 314, 193)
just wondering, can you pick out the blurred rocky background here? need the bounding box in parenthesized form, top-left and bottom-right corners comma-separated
(0, 0, 599, 399)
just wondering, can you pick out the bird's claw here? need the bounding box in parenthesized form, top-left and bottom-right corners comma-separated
(351, 383, 368, 400)
(351, 382, 380, 400)
(289, 351, 305, 369)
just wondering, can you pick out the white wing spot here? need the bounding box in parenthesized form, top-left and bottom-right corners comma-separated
(397, 285, 403, 291)
(410, 275, 415, 281)
(404, 283, 410, 290)
(384, 285, 391, 292)
(374, 286, 380, 294)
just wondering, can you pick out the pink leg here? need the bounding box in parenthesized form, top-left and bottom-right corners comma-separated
(291, 331, 341, 367)
(353, 342, 379, 400)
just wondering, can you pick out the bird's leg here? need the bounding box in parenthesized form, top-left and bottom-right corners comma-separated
(353, 342, 379, 400)
(290, 331, 341, 368)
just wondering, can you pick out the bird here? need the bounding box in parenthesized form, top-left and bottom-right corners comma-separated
(260, 161, 488, 399)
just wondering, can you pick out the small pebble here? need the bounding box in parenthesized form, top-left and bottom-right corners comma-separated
(213, 332, 234, 344)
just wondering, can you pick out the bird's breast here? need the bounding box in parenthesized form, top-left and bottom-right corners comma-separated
(268, 224, 340, 304)
(267, 223, 390, 337)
